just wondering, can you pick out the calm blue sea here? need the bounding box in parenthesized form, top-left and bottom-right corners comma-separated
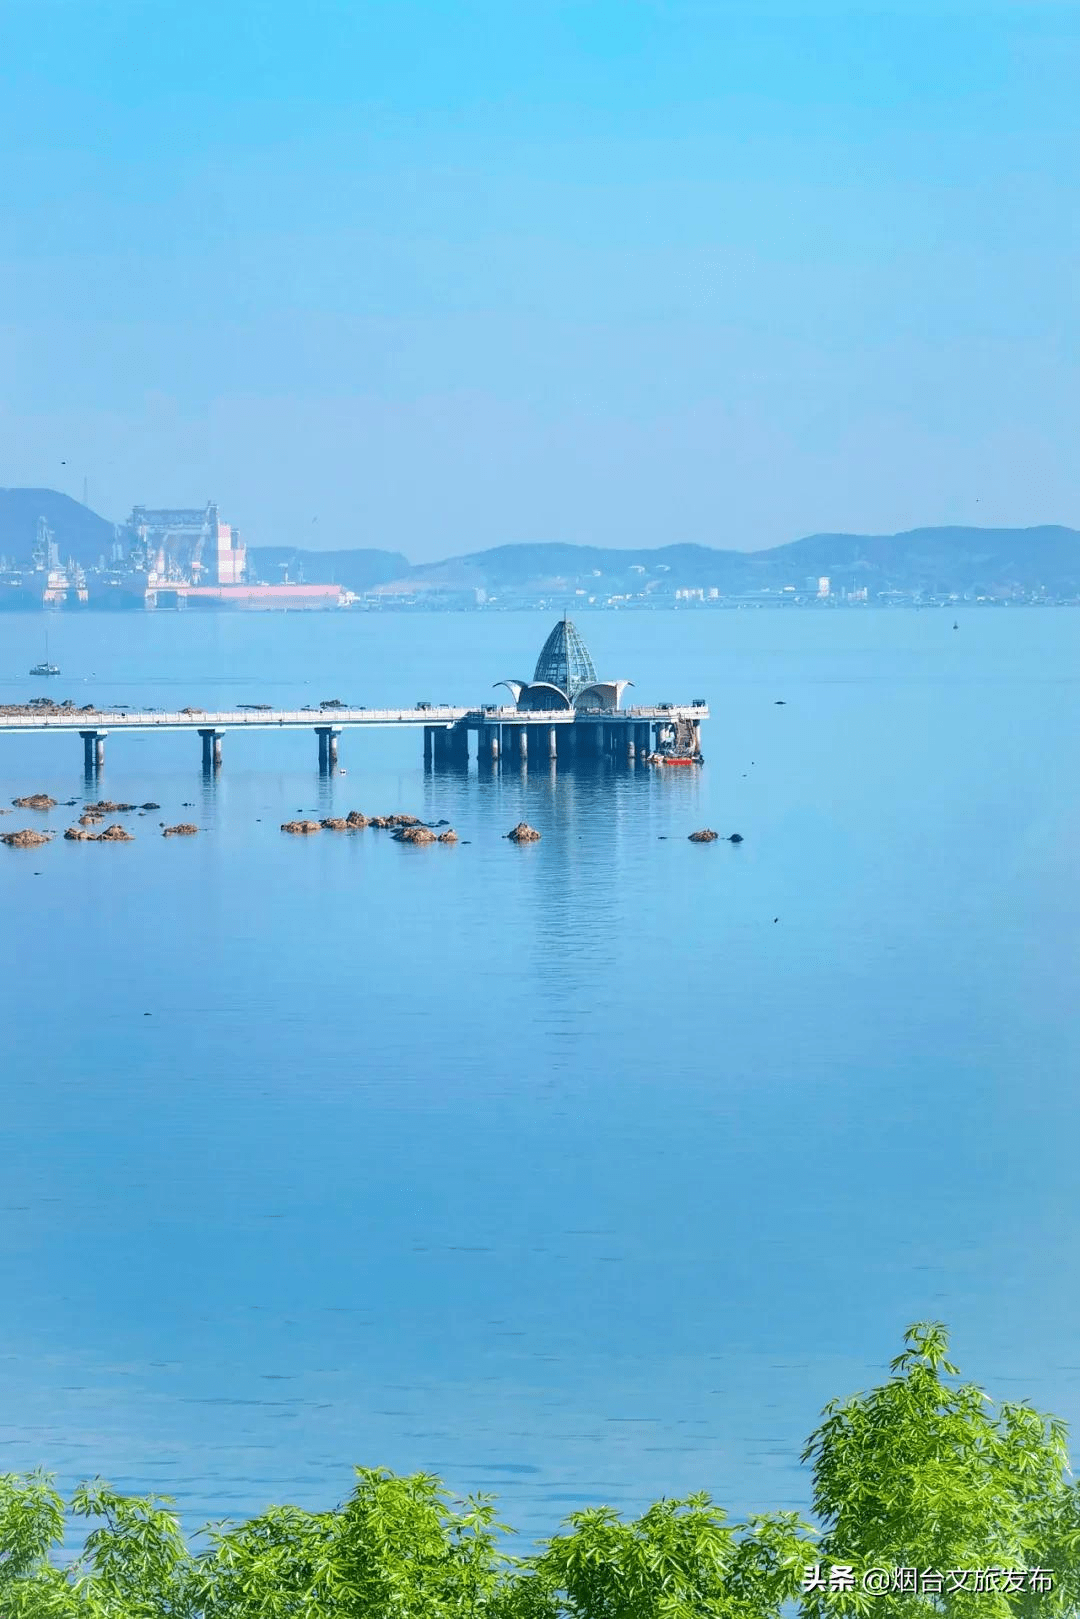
(2, 606, 1079, 1543)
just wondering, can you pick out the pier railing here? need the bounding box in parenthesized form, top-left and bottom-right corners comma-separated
(0, 702, 707, 732)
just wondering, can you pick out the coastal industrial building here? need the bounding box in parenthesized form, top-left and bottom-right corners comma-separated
(113, 505, 342, 609)
(124, 504, 246, 586)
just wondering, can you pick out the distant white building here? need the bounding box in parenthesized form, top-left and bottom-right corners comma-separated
(817, 576, 831, 598)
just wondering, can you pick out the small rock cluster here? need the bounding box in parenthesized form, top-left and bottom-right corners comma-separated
(5, 789, 178, 847)
(0, 701, 96, 716)
(280, 810, 460, 844)
(64, 823, 134, 843)
(688, 829, 744, 844)
(1, 828, 53, 848)
(162, 823, 199, 837)
(506, 822, 541, 843)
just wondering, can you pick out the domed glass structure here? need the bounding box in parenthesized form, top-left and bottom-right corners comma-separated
(532, 616, 598, 700)
(496, 616, 632, 712)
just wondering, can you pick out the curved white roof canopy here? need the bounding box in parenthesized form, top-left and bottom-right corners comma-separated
(575, 680, 634, 711)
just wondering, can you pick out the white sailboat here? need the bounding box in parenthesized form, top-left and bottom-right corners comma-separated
(29, 631, 60, 676)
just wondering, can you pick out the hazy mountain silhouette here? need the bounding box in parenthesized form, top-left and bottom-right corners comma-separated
(249, 546, 410, 592)
(2, 490, 1078, 596)
(0, 488, 116, 565)
(400, 527, 1080, 596)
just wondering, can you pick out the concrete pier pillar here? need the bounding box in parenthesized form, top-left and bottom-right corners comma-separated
(80, 729, 107, 773)
(199, 728, 223, 771)
(424, 726, 434, 767)
(518, 726, 528, 765)
(452, 725, 469, 765)
(315, 726, 341, 772)
(548, 726, 558, 761)
(491, 727, 500, 762)
(627, 737, 636, 763)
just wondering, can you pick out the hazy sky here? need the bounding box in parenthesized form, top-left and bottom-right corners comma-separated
(2, 0, 1078, 560)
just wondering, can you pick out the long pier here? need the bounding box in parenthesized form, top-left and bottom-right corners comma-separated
(0, 703, 708, 775)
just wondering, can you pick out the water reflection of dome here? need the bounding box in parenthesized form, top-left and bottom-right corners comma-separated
(496, 616, 632, 713)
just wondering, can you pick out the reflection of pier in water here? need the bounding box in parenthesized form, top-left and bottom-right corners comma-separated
(421, 692, 706, 1073)
(0, 617, 708, 777)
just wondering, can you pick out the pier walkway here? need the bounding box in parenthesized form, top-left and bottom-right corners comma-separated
(0, 702, 708, 773)
(1, 617, 707, 774)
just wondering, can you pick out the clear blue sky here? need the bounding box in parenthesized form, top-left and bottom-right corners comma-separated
(2, 0, 1078, 559)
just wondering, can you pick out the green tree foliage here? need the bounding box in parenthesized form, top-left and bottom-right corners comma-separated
(1, 1325, 1077, 1616)
(533, 1497, 812, 1618)
(802, 1322, 1080, 1615)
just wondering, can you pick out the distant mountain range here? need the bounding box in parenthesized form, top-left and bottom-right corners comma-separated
(250, 545, 410, 593)
(256, 526, 1080, 598)
(3, 488, 1080, 597)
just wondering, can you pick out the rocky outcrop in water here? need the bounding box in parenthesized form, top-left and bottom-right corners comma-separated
(728, 833, 744, 843)
(85, 800, 136, 814)
(345, 810, 369, 828)
(66, 823, 136, 842)
(506, 822, 541, 842)
(688, 829, 719, 842)
(11, 794, 57, 810)
(438, 829, 459, 843)
(162, 824, 198, 837)
(281, 819, 322, 834)
(1, 828, 53, 847)
(320, 818, 350, 831)
(393, 825, 437, 844)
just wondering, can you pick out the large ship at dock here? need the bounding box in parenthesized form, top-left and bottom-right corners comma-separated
(0, 519, 89, 609)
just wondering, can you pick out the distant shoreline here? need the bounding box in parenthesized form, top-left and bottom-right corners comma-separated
(0, 597, 1075, 616)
